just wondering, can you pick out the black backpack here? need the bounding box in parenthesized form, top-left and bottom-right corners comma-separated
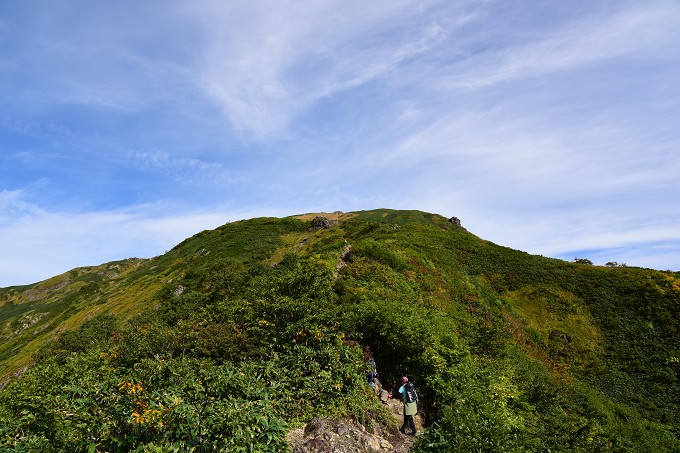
(404, 382, 418, 403)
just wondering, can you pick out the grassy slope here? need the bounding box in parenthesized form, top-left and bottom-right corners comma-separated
(0, 217, 303, 382)
(0, 209, 678, 451)
(0, 259, 157, 380)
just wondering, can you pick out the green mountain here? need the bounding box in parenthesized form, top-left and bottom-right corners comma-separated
(0, 209, 678, 452)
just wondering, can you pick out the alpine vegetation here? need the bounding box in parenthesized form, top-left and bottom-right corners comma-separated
(0, 210, 678, 451)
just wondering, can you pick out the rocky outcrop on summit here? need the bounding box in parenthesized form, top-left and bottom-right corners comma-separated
(448, 216, 462, 227)
(309, 216, 338, 231)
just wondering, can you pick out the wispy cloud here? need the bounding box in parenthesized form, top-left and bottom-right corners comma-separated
(127, 150, 230, 183)
(186, 0, 467, 139)
(0, 3, 194, 112)
(438, 2, 680, 90)
(0, 190, 46, 222)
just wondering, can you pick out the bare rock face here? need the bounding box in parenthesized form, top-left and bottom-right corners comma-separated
(288, 418, 394, 453)
(309, 216, 338, 231)
(448, 216, 462, 227)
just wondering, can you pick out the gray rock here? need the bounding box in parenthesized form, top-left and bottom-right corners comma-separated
(448, 216, 462, 227)
(309, 216, 339, 231)
(289, 417, 395, 453)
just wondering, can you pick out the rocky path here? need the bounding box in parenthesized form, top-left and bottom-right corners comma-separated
(286, 382, 423, 452)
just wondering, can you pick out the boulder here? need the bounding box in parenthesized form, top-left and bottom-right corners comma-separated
(310, 216, 331, 231)
(448, 216, 462, 227)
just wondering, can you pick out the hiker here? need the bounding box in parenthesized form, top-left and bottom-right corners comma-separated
(365, 351, 377, 388)
(398, 376, 418, 436)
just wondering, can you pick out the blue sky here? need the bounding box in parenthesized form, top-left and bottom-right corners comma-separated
(1, 0, 679, 287)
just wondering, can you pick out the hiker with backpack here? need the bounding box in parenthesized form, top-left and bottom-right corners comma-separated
(398, 376, 418, 436)
(366, 355, 377, 388)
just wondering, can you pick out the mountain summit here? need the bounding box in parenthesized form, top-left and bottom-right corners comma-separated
(1, 209, 678, 451)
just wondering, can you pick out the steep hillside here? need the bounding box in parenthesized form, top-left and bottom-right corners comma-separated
(0, 258, 154, 382)
(0, 209, 678, 452)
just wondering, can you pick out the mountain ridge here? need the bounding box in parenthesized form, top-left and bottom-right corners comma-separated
(1, 209, 678, 451)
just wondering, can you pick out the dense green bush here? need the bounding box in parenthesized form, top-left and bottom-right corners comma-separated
(0, 353, 291, 452)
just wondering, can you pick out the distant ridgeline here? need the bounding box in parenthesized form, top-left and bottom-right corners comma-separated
(0, 209, 678, 452)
